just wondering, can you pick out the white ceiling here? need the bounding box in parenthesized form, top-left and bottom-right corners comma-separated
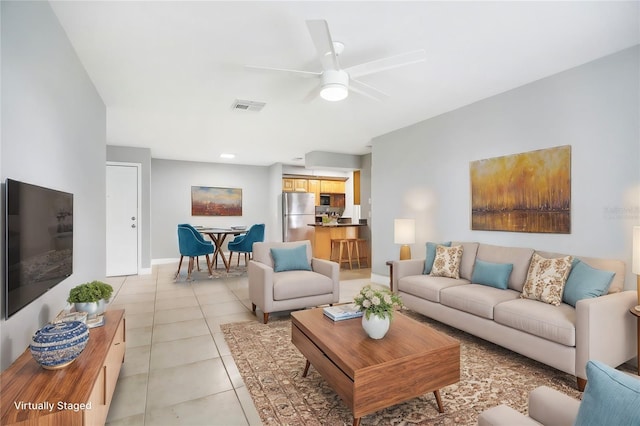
(49, 1, 640, 167)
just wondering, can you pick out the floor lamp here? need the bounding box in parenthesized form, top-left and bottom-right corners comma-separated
(394, 219, 415, 260)
(633, 226, 640, 311)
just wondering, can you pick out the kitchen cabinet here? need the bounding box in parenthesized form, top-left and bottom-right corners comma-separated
(282, 178, 296, 192)
(320, 180, 345, 193)
(308, 179, 320, 205)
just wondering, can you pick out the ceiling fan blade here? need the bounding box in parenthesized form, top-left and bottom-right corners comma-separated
(350, 78, 389, 102)
(306, 20, 339, 70)
(302, 85, 322, 103)
(345, 49, 426, 79)
(244, 65, 321, 78)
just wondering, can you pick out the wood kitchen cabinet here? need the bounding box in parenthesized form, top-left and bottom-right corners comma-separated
(320, 180, 345, 193)
(282, 178, 308, 192)
(308, 179, 320, 205)
(0, 310, 126, 426)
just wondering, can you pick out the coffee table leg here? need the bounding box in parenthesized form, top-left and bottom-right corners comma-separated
(302, 360, 311, 378)
(433, 390, 444, 413)
(353, 417, 361, 426)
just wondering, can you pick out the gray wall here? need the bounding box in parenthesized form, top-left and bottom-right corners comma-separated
(1, 2, 106, 369)
(372, 46, 640, 289)
(106, 145, 152, 271)
(151, 159, 273, 259)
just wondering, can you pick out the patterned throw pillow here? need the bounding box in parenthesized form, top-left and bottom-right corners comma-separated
(430, 245, 464, 279)
(521, 253, 574, 306)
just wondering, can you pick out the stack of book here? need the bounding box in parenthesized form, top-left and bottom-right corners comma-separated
(323, 304, 364, 321)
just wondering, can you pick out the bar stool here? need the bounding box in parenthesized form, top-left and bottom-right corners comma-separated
(330, 239, 352, 269)
(347, 239, 361, 269)
(355, 238, 369, 267)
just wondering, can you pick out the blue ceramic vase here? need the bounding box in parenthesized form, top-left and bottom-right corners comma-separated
(30, 321, 89, 369)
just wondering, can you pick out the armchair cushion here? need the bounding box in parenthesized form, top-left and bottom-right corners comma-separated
(270, 245, 312, 272)
(273, 270, 334, 300)
(574, 360, 640, 425)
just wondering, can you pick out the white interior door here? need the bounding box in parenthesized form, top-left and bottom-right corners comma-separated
(106, 164, 139, 276)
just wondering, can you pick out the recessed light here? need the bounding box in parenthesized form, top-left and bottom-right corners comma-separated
(220, 153, 235, 159)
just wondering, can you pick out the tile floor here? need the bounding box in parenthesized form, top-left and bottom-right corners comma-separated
(103, 262, 373, 426)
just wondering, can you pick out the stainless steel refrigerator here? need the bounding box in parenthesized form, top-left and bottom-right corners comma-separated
(282, 192, 315, 242)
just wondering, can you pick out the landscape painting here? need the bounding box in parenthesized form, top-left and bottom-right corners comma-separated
(191, 186, 242, 216)
(470, 145, 571, 233)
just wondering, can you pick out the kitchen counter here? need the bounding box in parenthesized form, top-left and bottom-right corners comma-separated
(307, 223, 368, 261)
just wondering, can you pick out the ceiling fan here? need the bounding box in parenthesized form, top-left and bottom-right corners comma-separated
(245, 20, 426, 102)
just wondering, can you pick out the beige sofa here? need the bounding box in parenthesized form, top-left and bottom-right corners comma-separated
(392, 242, 637, 390)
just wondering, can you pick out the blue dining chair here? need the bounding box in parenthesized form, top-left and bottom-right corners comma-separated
(228, 224, 265, 267)
(178, 223, 211, 271)
(175, 225, 214, 280)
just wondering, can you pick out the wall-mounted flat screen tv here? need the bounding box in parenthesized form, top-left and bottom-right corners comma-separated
(5, 179, 73, 318)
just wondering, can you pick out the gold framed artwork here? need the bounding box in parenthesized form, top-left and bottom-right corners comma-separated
(191, 186, 242, 216)
(470, 145, 571, 233)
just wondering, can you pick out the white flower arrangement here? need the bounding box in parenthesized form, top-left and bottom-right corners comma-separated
(353, 285, 403, 320)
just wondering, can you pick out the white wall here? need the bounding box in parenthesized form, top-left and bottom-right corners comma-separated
(372, 46, 640, 289)
(1, 2, 106, 370)
(150, 159, 273, 259)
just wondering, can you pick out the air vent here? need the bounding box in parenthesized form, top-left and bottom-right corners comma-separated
(231, 99, 266, 112)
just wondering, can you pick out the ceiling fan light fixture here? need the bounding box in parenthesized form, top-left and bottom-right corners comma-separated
(320, 83, 348, 101)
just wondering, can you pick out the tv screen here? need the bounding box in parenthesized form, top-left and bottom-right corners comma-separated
(5, 179, 73, 318)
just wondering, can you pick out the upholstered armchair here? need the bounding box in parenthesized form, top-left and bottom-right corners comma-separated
(248, 241, 339, 324)
(176, 224, 214, 280)
(228, 223, 265, 267)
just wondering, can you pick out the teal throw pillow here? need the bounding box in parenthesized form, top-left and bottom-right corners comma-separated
(562, 260, 615, 307)
(423, 241, 451, 274)
(471, 259, 513, 290)
(270, 245, 311, 272)
(574, 360, 640, 425)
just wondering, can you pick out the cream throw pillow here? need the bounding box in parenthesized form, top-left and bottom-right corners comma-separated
(521, 253, 574, 306)
(430, 245, 464, 279)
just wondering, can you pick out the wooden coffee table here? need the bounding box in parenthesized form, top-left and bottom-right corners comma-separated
(291, 308, 460, 426)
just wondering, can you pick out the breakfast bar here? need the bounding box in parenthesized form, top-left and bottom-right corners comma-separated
(307, 223, 368, 263)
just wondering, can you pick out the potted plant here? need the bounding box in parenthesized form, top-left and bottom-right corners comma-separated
(68, 281, 113, 317)
(353, 285, 403, 339)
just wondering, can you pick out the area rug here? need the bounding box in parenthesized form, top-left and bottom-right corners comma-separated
(175, 265, 247, 281)
(222, 310, 590, 425)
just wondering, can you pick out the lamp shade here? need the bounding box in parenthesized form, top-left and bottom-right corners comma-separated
(633, 226, 640, 275)
(394, 219, 415, 244)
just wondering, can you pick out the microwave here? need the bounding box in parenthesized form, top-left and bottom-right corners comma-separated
(319, 194, 331, 205)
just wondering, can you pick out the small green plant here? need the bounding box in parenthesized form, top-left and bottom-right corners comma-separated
(353, 285, 403, 320)
(67, 281, 113, 303)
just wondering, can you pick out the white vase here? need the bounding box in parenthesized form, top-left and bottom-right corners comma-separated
(362, 313, 390, 339)
(75, 299, 107, 317)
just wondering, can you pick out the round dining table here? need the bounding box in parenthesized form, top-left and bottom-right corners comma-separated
(198, 228, 244, 272)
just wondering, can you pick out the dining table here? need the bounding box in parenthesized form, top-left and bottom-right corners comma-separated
(198, 228, 245, 273)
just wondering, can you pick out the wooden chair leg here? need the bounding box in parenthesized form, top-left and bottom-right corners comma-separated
(205, 254, 213, 277)
(244, 253, 249, 266)
(175, 255, 184, 279)
(252, 303, 257, 313)
(187, 257, 194, 280)
(196, 256, 201, 271)
(577, 377, 587, 391)
(263, 312, 269, 324)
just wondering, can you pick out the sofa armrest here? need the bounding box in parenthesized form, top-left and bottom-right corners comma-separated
(248, 260, 274, 312)
(478, 405, 541, 426)
(392, 259, 426, 292)
(575, 290, 637, 379)
(312, 258, 340, 303)
(528, 386, 580, 426)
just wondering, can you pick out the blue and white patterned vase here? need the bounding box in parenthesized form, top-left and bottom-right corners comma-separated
(30, 321, 89, 370)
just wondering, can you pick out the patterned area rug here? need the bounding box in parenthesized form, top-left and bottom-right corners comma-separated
(175, 265, 247, 281)
(222, 310, 587, 425)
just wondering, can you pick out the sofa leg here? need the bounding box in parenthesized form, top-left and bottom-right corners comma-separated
(577, 377, 587, 391)
(263, 313, 269, 324)
(252, 303, 256, 313)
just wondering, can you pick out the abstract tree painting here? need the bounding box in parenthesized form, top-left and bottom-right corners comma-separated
(191, 186, 242, 216)
(470, 145, 571, 233)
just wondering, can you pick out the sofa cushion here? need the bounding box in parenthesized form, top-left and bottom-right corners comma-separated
(440, 284, 520, 319)
(272, 270, 333, 300)
(451, 241, 479, 281)
(431, 245, 464, 279)
(423, 241, 451, 274)
(574, 360, 640, 425)
(494, 298, 576, 346)
(562, 260, 615, 307)
(472, 259, 513, 290)
(270, 245, 312, 272)
(398, 275, 469, 303)
(476, 244, 534, 292)
(521, 254, 573, 306)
